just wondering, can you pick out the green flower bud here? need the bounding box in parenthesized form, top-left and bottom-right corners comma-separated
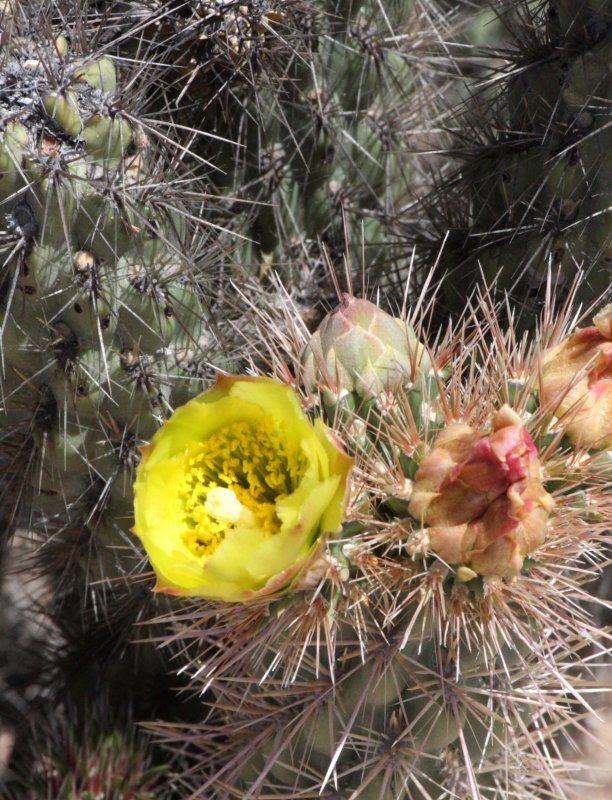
(301, 294, 428, 400)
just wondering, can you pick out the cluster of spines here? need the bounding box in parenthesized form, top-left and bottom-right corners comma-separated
(87, 0, 453, 297)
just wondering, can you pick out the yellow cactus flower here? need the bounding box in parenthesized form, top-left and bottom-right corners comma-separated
(539, 304, 612, 450)
(408, 406, 554, 578)
(133, 375, 352, 601)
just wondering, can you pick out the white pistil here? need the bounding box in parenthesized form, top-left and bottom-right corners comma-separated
(205, 487, 244, 524)
(204, 486, 258, 527)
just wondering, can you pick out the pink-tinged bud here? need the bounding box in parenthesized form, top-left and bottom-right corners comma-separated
(301, 294, 428, 399)
(539, 304, 612, 450)
(408, 406, 554, 578)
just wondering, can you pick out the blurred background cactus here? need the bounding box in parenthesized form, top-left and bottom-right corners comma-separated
(84, 0, 454, 297)
(0, 0, 610, 797)
(400, 0, 611, 327)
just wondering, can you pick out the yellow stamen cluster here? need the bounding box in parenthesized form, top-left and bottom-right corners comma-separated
(178, 419, 309, 559)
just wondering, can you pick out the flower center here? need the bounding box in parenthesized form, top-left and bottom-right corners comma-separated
(178, 419, 309, 559)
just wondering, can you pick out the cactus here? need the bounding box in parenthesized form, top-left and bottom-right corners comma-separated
(0, 4, 238, 788)
(97, 0, 446, 288)
(131, 292, 611, 799)
(0, 9, 235, 587)
(0, 2, 610, 797)
(4, 706, 166, 799)
(401, 0, 611, 327)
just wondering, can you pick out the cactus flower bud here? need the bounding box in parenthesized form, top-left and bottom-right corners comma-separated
(301, 294, 428, 400)
(408, 406, 554, 578)
(539, 304, 612, 450)
(133, 375, 352, 601)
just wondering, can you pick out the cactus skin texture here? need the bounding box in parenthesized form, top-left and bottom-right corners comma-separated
(139, 293, 611, 799)
(404, 0, 611, 327)
(101, 0, 436, 287)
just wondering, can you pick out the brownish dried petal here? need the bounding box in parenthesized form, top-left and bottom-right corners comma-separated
(427, 523, 473, 564)
(424, 482, 493, 528)
(470, 536, 518, 578)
